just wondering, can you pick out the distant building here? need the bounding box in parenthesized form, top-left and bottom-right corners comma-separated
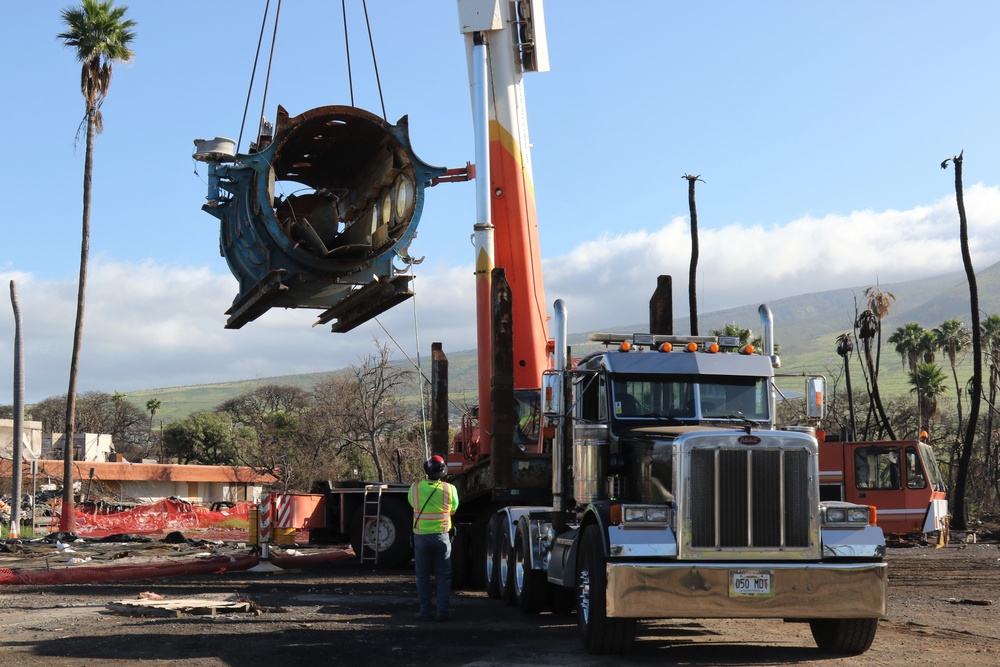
(44, 432, 114, 462)
(0, 419, 43, 460)
(3, 421, 275, 506)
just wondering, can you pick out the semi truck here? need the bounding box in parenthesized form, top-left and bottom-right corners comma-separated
(432, 0, 887, 655)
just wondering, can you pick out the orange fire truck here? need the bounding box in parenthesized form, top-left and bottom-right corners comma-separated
(819, 436, 949, 538)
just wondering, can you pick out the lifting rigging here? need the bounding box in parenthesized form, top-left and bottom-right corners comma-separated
(193, 0, 458, 332)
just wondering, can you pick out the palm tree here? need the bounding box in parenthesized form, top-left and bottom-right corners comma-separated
(856, 286, 896, 439)
(942, 152, 981, 531)
(919, 329, 938, 364)
(934, 318, 971, 439)
(57, 0, 137, 531)
(909, 362, 948, 437)
(711, 323, 751, 349)
(889, 322, 927, 374)
(146, 397, 161, 458)
(836, 332, 857, 437)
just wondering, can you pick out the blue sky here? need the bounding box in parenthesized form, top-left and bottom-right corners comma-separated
(3, 0, 1000, 405)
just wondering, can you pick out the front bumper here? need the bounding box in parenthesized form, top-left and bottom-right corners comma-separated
(606, 561, 886, 619)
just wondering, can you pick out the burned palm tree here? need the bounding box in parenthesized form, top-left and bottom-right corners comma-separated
(856, 286, 896, 440)
(683, 174, 704, 336)
(942, 151, 982, 531)
(836, 332, 857, 437)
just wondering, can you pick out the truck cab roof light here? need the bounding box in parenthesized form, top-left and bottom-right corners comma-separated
(659, 342, 673, 353)
(740, 344, 755, 355)
(685, 342, 699, 353)
(707, 342, 720, 353)
(619, 341, 632, 352)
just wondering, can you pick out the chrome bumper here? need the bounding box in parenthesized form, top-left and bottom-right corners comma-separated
(606, 561, 886, 619)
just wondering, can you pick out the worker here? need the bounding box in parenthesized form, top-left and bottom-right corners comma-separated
(408, 455, 460, 622)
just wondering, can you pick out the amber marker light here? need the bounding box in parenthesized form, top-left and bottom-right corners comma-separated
(740, 344, 755, 355)
(685, 342, 699, 352)
(707, 342, 720, 353)
(619, 341, 632, 352)
(659, 342, 673, 352)
(610, 503, 623, 525)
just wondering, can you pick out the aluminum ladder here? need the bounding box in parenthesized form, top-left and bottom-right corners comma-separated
(359, 484, 388, 565)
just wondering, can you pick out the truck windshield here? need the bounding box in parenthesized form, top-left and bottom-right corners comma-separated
(917, 442, 948, 492)
(612, 375, 769, 421)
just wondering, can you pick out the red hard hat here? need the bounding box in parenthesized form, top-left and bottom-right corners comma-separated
(424, 455, 447, 480)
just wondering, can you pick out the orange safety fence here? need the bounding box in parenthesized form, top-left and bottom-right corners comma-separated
(50, 499, 254, 537)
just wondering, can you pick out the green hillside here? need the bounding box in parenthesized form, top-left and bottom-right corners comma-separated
(124, 262, 1000, 424)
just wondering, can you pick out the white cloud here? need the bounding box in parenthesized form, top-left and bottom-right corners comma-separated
(544, 184, 1000, 332)
(2, 185, 999, 405)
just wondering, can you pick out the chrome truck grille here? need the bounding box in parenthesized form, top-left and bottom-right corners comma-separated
(689, 447, 812, 549)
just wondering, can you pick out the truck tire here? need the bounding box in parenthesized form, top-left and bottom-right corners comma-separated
(498, 523, 518, 606)
(577, 525, 636, 654)
(809, 617, 878, 655)
(513, 518, 546, 613)
(485, 513, 503, 599)
(349, 497, 413, 569)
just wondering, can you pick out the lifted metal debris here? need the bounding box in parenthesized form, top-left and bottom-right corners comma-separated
(194, 105, 446, 330)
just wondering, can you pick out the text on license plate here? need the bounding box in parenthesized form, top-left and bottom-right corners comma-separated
(729, 569, 774, 597)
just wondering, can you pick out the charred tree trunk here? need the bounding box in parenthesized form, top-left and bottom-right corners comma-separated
(683, 174, 703, 336)
(944, 151, 981, 531)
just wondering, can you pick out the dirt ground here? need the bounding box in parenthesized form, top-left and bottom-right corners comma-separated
(0, 540, 997, 667)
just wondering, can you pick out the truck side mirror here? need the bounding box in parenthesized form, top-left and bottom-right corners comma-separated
(807, 377, 826, 419)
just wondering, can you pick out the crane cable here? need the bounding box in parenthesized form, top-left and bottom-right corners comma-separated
(361, 0, 388, 120)
(241, 1, 387, 145)
(237, 0, 281, 154)
(240, 1, 423, 444)
(343, 0, 388, 120)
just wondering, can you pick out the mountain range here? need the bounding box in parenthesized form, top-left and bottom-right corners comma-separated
(125, 261, 1000, 424)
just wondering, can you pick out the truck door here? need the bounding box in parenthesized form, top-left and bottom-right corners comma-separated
(849, 444, 925, 534)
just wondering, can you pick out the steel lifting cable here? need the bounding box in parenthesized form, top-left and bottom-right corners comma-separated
(238, 0, 273, 154)
(341, 0, 388, 119)
(341, 0, 354, 106)
(257, 0, 283, 139)
(361, 0, 387, 120)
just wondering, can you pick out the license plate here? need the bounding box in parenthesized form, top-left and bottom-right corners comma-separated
(729, 569, 774, 597)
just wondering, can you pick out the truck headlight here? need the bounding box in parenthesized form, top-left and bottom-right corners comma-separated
(822, 504, 871, 526)
(624, 507, 647, 523)
(847, 507, 870, 523)
(622, 505, 672, 526)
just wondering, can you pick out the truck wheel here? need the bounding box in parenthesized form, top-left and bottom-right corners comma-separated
(485, 513, 503, 599)
(514, 518, 546, 614)
(577, 525, 636, 654)
(809, 618, 878, 655)
(349, 497, 413, 569)
(451, 524, 470, 590)
(499, 522, 518, 606)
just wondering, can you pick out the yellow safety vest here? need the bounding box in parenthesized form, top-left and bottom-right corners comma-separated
(408, 479, 459, 535)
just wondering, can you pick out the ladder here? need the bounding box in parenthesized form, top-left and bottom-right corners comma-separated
(359, 484, 388, 565)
